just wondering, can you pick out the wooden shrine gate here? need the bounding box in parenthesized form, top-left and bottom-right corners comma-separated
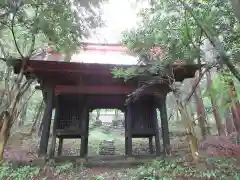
(14, 60, 199, 158)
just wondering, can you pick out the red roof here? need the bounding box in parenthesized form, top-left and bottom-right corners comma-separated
(14, 59, 200, 82)
(13, 59, 201, 97)
(45, 43, 135, 56)
(45, 43, 164, 57)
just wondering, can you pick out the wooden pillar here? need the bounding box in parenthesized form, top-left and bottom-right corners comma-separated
(159, 96, 170, 155)
(38, 87, 54, 157)
(153, 105, 161, 156)
(49, 95, 59, 157)
(84, 109, 89, 156)
(124, 109, 128, 156)
(149, 136, 154, 154)
(126, 103, 133, 157)
(80, 107, 88, 157)
(50, 96, 59, 157)
(58, 138, 63, 156)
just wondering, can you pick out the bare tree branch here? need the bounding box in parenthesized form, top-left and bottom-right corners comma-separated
(27, 6, 40, 57)
(14, 89, 36, 126)
(125, 76, 169, 105)
(0, 58, 7, 62)
(10, 5, 24, 58)
(9, 79, 34, 126)
(185, 63, 216, 103)
(4, 67, 12, 104)
(0, 41, 7, 58)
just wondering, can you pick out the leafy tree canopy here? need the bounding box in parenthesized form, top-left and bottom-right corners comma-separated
(113, 0, 240, 81)
(0, 0, 104, 60)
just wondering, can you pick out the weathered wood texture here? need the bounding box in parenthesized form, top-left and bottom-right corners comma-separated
(13, 60, 199, 158)
(125, 95, 162, 157)
(38, 86, 54, 157)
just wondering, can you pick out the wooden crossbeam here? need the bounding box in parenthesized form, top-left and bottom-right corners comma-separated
(55, 85, 136, 95)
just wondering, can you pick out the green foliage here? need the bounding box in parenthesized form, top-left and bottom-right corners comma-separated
(128, 157, 240, 179)
(121, 1, 201, 61)
(25, 91, 43, 124)
(0, 164, 40, 180)
(0, 0, 103, 60)
(115, 0, 240, 80)
(112, 67, 136, 81)
(202, 70, 240, 116)
(203, 73, 229, 103)
(95, 176, 105, 180)
(1, 157, 239, 179)
(0, 0, 104, 131)
(0, 162, 84, 179)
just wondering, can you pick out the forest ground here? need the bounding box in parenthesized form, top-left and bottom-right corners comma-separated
(1, 125, 240, 179)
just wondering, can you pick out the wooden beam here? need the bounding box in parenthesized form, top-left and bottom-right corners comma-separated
(153, 105, 161, 156)
(38, 87, 54, 157)
(126, 103, 133, 156)
(14, 59, 202, 79)
(159, 96, 170, 156)
(30, 67, 113, 74)
(55, 85, 136, 95)
(49, 94, 60, 157)
(80, 107, 89, 157)
(35, 86, 42, 90)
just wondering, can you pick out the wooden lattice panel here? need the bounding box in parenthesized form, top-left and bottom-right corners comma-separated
(131, 96, 156, 136)
(57, 106, 82, 130)
(55, 94, 85, 137)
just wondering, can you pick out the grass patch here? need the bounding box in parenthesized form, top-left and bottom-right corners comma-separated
(128, 156, 240, 180)
(1, 156, 240, 179)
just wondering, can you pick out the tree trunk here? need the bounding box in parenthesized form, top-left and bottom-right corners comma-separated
(225, 110, 235, 135)
(37, 102, 45, 136)
(227, 79, 240, 143)
(229, 83, 240, 134)
(187, 132, 198, 161)
(96, 109, 100, 121)
(177, 102, 199, 162)
(18, 101, 28, 126)
(221, 70, 236, 134)
(193, 84, 207, 139)
(0, 113, 11, 162)
(0, 134, 7, 163)
(206, 71, 226, 136)
(114, 109, 119, 120)
(29, 100, 44, 135)
(0, 75, 34, 161)
(38, 119, 43, 136)
(37, 109, 44, 137)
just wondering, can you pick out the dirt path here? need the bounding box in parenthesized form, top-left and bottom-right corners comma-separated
(2, 133, 129, 179)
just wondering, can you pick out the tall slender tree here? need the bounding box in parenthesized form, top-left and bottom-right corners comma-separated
(0, 0, 104, 161)
(113, 0, 240, 160)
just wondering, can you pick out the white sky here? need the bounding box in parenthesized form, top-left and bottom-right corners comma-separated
(71, 0, 149, 65)
(88, 0, 141, 43)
